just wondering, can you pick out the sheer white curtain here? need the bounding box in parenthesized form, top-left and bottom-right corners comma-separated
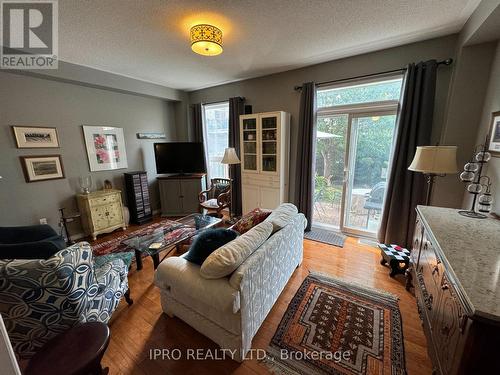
(202, 102, 230, 179)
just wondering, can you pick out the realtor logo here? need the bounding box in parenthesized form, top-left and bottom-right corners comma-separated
(1, 0, 58, 69)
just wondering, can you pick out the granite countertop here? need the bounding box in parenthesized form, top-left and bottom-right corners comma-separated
(417, 205, 500, 321)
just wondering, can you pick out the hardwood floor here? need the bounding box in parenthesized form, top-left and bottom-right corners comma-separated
(98, 233, 432, 375)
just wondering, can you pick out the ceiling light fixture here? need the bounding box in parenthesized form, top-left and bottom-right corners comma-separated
(190, 24, 223, 56)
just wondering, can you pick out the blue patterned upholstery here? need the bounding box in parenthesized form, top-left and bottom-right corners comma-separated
(0, 242, 130, 359)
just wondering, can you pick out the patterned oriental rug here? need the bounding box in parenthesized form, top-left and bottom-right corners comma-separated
(263, 273, 406, 375)
(91, 218, 189, 258)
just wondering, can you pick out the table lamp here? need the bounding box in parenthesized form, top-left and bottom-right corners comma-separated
(408, 146, 458, 205)
(221, 147, 241, 222)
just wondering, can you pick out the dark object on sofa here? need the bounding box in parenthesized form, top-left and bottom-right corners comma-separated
(0, 225, 66, 260)
(184, 228, 239, 265)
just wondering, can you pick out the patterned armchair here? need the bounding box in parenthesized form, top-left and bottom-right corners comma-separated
(0, 242, 132, 359)
(198, 178, 232, 218)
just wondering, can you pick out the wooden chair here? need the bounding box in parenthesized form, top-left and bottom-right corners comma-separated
(199, 178, 232, 218)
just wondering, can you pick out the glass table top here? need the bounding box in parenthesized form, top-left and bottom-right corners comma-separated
(121, 214, 222, 256)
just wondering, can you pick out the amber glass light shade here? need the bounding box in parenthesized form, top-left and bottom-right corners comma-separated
(190, 24, 223, 56)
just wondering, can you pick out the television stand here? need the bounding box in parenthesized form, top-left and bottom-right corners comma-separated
(158, 174, 206, 216)
(165, 173, 199, 177)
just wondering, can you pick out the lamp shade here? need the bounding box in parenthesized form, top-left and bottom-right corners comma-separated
(190, 24, 223, 56)
(221, 147, 241, 165)
(408, 146, 458, 174)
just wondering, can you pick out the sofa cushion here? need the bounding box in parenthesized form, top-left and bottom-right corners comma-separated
(232, 208, 272, 235)
(264, 203, 298, 233)
(154, 256, 240, 315)
(184, 228, 239, 265)
(200, 221, 273, 279)
(201, 198, 219, 209)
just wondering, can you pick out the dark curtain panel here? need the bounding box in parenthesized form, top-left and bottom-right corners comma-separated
(378, 60, 437, 248)
(192, 103, 204, 142)
(294, 82, 317, 231)
(228, 97, 245, 217)
(192, 103, 210, 181)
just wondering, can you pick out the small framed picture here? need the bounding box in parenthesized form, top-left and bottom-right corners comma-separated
(82, 125, 128, 172)
(136, 132, 166, 139)
(488, 111, 500, 157)
(12, 126, 59, 148)
(20, 155, 65, 183)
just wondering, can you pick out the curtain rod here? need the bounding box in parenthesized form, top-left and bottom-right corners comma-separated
(197, 97, 245, 106)
(293, 58, 453, 91)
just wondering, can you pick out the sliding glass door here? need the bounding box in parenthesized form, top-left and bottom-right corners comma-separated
(313, 115, 347, 229)
(313, 75, 403, 237)
(343, 113, 396, 236)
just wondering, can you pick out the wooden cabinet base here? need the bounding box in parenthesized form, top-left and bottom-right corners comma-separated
(412, 207, 500, 375)
(158, 174, 206, 216)
(77, 190, 126, 240)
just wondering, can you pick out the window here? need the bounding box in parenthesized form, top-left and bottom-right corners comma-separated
(203, 101, 229, 178)
(313, 75, 403, 237)
(317, 77, 403, 108)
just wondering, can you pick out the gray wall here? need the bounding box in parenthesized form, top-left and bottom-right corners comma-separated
(3, 28, 497, 235)
(188, 35, 459, 204)
(18, 60, 186, 101)
(433, 1, 500, 209)
(472, 40, 500, 214)
(0, 71, 176, 235)
(433, 42, 497, 207)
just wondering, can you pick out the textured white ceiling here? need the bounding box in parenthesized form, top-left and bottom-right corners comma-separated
(59, 0, 480, 91)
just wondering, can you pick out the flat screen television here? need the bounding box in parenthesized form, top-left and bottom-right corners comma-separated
(154, 142, 206, 174)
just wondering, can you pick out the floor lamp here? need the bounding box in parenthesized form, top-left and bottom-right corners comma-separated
(408, 146, 458, 205)
(221, 147, 241, 223)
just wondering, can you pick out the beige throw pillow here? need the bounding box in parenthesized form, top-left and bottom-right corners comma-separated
(264, 203, 298, 233)
(200, 221, 273, 279)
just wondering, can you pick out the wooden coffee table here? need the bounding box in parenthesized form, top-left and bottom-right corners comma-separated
(25, 322, 110, 375)
(121, 213, 222, 270)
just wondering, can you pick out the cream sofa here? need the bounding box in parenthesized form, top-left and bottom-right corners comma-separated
(154, 207, 306, 361)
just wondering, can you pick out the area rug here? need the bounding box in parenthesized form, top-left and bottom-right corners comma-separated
(91, 218, 179, 257)
(304, 227, 346, 248)
(262, 272, 406, 375)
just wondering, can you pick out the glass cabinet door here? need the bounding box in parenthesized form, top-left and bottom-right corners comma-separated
(242, 118, 258, 172)
(261, 116, 278, 173)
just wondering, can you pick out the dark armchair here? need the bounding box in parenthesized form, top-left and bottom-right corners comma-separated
(198, 178, 232, 218)
(0, 224, 66, 260)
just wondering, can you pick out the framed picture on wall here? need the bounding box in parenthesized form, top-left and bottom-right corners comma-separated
(12, 126, 59, 148)
(487, 111, 500, 157)
(136, 132, 166, 139)
(82, 125, 128, 171)
(20, 155, 65, 183)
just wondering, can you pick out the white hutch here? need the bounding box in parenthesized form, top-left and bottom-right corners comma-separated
(239, 111, 290, 213)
